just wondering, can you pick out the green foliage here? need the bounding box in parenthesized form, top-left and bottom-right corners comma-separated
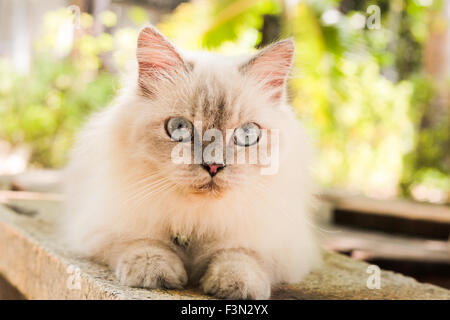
(158, 0, 448, 199)
(0, 1, 448, 201)
(283, 2, 417, 196)
(159, 0, 280, 51)
(0, 57, 117, 167)
(0, 8, 119, 167)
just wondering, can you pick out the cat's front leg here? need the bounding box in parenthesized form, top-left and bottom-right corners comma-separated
(200, 249, 271, 300)
(112, 240, 188, 289)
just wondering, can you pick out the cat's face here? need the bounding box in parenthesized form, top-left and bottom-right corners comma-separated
(121, 27, 295, 197)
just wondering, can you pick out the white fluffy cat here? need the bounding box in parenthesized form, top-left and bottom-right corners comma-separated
(61, 27, 321, 299)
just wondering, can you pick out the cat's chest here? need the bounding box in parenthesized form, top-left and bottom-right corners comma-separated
(171, 233, 190, 248)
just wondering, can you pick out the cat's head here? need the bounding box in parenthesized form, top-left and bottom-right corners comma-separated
(118, 27, 298, 198)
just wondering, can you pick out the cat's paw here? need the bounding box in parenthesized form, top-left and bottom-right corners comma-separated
(115, 246, 187, 289)
(200, 256, 271, 299)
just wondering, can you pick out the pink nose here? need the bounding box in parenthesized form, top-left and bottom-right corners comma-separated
(202, 163, 225, 177)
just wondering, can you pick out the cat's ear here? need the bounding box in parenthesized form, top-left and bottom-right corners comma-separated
(240, 39, 294, 101)
(137, 26, 186, 96)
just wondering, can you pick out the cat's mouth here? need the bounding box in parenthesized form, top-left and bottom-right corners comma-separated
(191, 180, 223, 195)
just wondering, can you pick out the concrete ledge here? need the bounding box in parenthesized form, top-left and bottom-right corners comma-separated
(0, 197, 449, 300)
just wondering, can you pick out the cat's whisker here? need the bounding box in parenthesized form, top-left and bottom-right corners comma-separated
(121, 168, 173, 189)
(122, 174, 168, 195)
(126, 179, 171, 204)
(132, 181, 177, 210)
(124, 176, 169, 196)
(123, 178, 171, 206)
(111, 173, 167, 200)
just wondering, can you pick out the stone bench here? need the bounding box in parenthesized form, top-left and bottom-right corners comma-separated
(0, 193, 449, 299)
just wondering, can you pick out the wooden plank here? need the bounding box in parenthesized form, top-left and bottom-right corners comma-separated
(319, 190, 450, 239)
(320, 224, 450, 289)
(320, 190, 450, 224)
(0, 190, 63, 202)
(320, 225, 450, 264)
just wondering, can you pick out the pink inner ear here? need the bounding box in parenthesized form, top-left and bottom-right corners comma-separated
(137, 27, 184, 78)
(246, 40, 294, 100)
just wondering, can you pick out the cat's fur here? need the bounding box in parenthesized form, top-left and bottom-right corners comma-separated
(60, 27, 321, 299)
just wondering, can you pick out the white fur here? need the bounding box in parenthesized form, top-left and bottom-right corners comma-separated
(60, 28, 321, 298)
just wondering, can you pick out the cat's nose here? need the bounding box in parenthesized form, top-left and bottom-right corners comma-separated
(201, 163, 225, 177)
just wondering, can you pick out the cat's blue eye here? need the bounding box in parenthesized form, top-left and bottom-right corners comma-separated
(234, 122, 261, 147)
(165, 117, 193, 142)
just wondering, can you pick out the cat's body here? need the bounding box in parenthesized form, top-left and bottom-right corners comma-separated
(61, 27, 321, 299)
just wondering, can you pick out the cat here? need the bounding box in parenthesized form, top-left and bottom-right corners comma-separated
(60, 26, 321, 299)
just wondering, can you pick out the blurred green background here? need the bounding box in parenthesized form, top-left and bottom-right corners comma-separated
(0, 0, 448, 203)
